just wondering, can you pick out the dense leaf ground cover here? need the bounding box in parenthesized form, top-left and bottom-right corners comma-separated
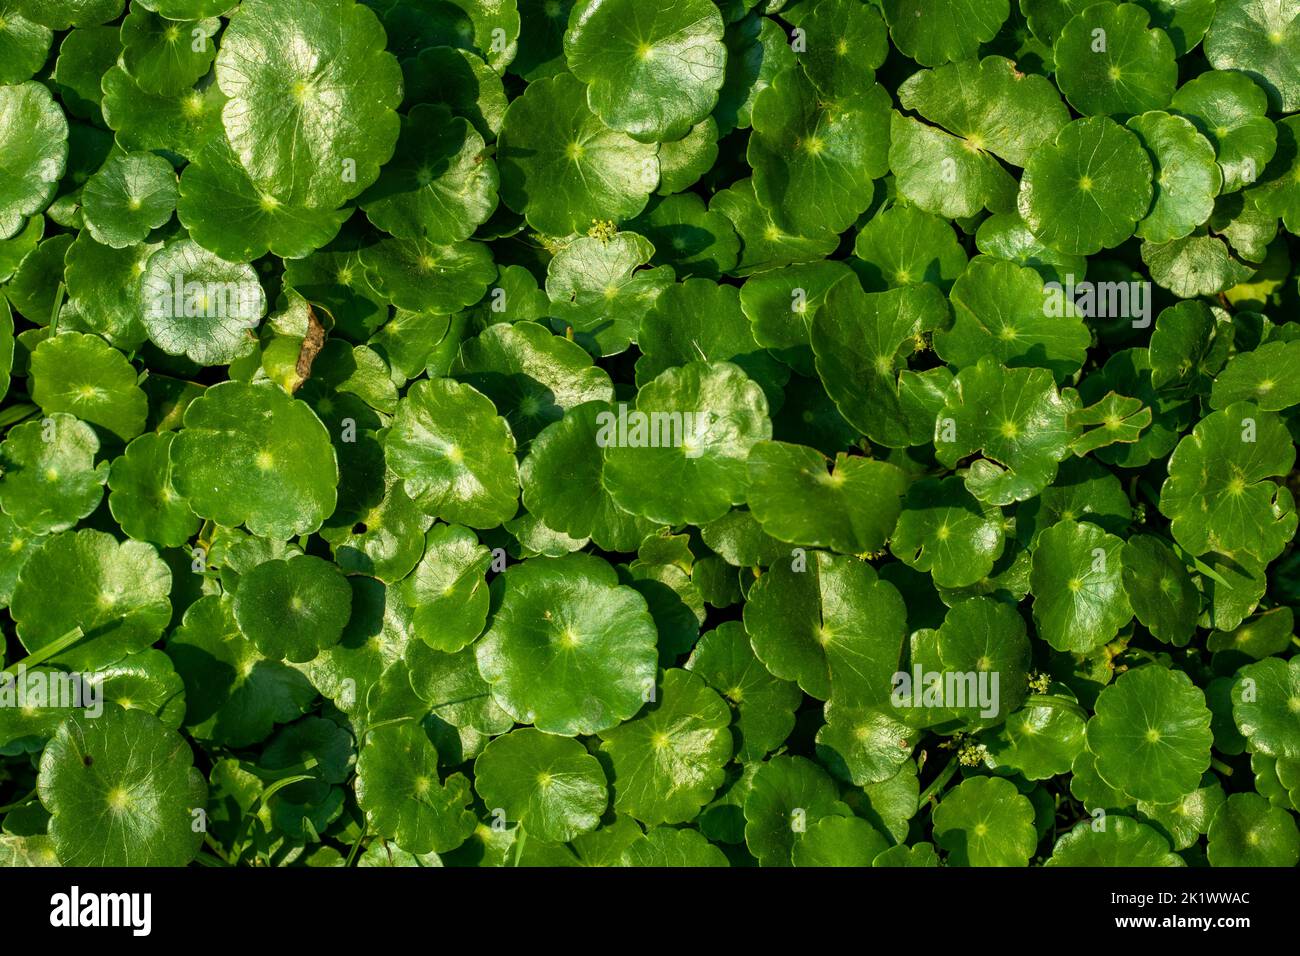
(0, 0, 1297, 869)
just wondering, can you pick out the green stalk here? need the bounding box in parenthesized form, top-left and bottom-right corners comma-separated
(917, 756, 959, 807)
(0, 403, 39, 429)
(1, 627, 85, 676)
(0, 788, 38, 814)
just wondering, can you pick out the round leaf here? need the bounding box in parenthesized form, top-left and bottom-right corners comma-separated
(169, 381, 339, 539)
(213, 0, 403, 209)
(474, 728, 608, 842)
(38, 707, 204, 866)
(1087, 665, 1213, 804)
(564, 0, 726, 143)
(232, 555, 352, 663)
(474, 554, 659, 736)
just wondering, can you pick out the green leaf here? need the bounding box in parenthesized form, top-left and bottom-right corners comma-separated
(1137, 775, 1225, 850)
(1159, 401, 1297, 561)
(213, 0, 403, 209)
(1030, 519, 1133, 653)
(628, 194, 740, 280)
(815, 703, 915, 786)
(38, 707, 204, 866)
(619, 826, 728, 866)
(1141, 231, 1255, 297)
(686, 621, 802, 763)
(748, 67, 891, 237)
(564, 0, 726, 143)
(81, 152, 178, 250)
(498, 72, 658, 234)
(1120, 534, 1199, 646)
(853, 204, 968, 292)
(63, 232, 157, 350)
(139, 239, 267, 366)
(355, 721, 476, 855)
(0, 413, 109, 535)
(1127, 111, 1221, 244)
(796, 0, 888, 97)
(456, 320, 614, 445)
(120, 6, 219, 95)
(1206, 791, 1300, 866)
(1170, 70, 1277, 194)
(401, 524, 492, 652)
(933, 775, 1037, 866)
(1047, 815, 1184, 865)
(889, 112, 1018, 220)
(598, 668, 731, 825)
(975, 212, 1086, 285)
(891, 476, 1006, 588)
(382, 0, 520, 73)
(811, 278, 952, 448)
(519, 401, 655, 552)
(11, 528, 170, 670)
(385, 377, 519, 529)
(744, 551, 907, 706)
(0, 4, 53, 86)
(1054, 1, 1177, 116)
(742, 755, 851, 866)
(360, 236, 495, 314)
(474, 728, 607, 842)
(170, 381, 339, 539)
(101, 64, 226, 159)
(1018, 116, 1154, 255)
(1087, 665, 1213, 803)
(881, 0, 1009, 66)
(107, 432, 201, 548)
(935, 255, 1089, 381)
(1204, 0, 1300, 113)
(361, 103, 499, 244)
(1068, 391, 1153, 456)
(981, 686, 1087, 780)
(0, 81, 68, 240)
(603, 361, 771, 526)
(232, 555, 351, 664)
(402, 45, 507, 141)
(1210, 339, 1300, 411)
(793, 814, 890, 866)
(16, 0, 121, 29)
(746, 441, 906, 555)
(177, 136, 351, 262)
(1231, 656, 1300, 760)
(710, 178, 839, 277)
(166, 594, 316, 748)
(474, 554, 659, 736)
(896, 55, 1070, 167)
(544, 232, 674, 357)
(29, 332, 147, 443)
(934, 358, 1078, 506)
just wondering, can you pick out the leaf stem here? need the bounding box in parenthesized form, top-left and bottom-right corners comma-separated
(0, 788, 38, 814)
(0, 403, 39, 429)
(1210, 757, 1234, 778)
(917, 756, 959, 807)
(345, 829, 368, 867)
(1, 627, 85, 676)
